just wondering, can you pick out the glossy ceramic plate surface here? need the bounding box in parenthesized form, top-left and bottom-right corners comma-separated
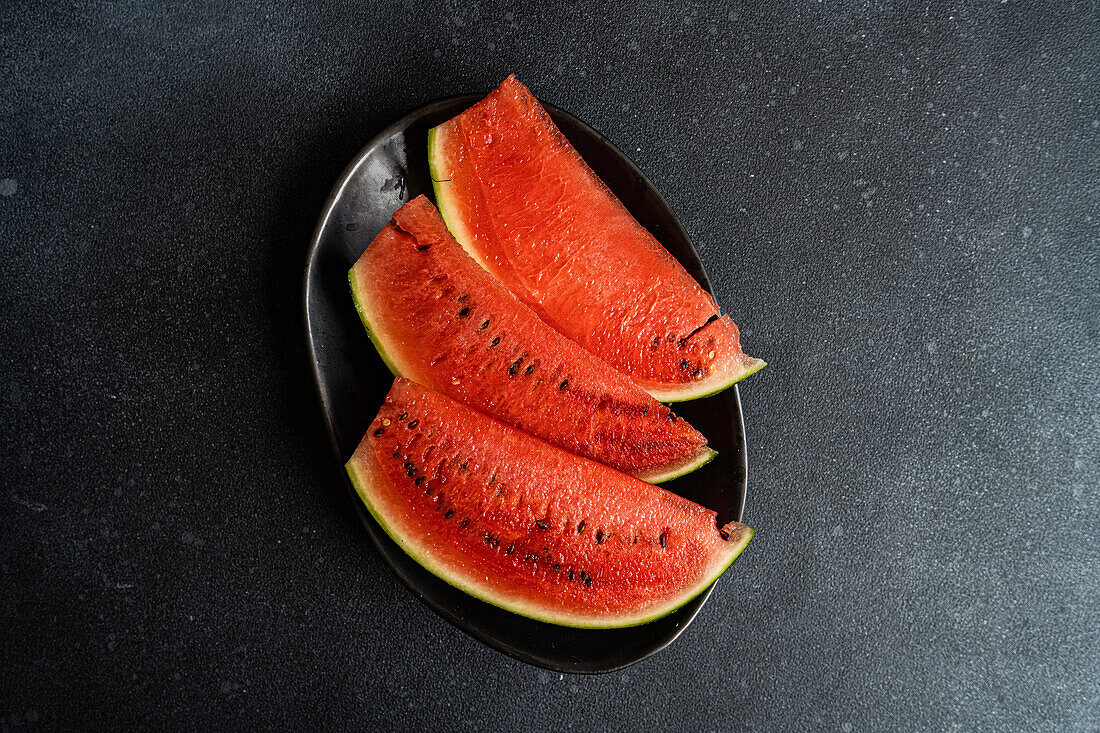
(303, 95, 749, 673)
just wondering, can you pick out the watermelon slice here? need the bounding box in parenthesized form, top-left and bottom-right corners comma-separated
(349, 196, 716, 484)
(346, 378, 754, 629)
(428, 75, 765, 402)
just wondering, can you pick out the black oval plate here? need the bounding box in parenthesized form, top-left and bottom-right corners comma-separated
(303, 95, 749, 674)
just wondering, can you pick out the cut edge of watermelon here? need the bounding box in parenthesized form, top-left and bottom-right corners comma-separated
(345, 437, 755, 629)
(638, 445, 718, 485)
(645, 355, 768, 403)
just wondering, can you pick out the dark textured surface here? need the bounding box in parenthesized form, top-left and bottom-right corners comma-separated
(1, 0, 1097, 729)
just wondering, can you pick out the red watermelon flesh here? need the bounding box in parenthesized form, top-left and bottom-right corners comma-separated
(429, 76, 765, 402)
(346, 378, 754, 628)
(349, 196, 716, 484)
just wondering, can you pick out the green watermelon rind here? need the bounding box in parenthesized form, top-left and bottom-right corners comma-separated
(428, 123, 765, 405)
(348, 270, 404, 378)
(427, 125, 486, 269)
(426, 126, 448, 214)
(345, 450, 754, 630)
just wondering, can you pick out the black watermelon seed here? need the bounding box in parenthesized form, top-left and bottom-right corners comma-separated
(373, 427, 385, 436)
(577, 520, 586, 534)
(680, 359, 691, 370)
(460, 460, 469, 470)
(509, 360, 522, 375)
(459, 518, 470, 529)
(535, 519, 549, 530)
(506, 544, 515, 555)
(552, 564, 560, 572)
(559, 380, 569, 390)
(398, 412, 407, 421)
(443, 509, 454, 519)
(406, 468, 416, 477)
(407, 419, 419, 428)
(392, 450, 400, 458)
(480, 320, 490, 330)
(567, 569, 574, 581)
(490, 336, 501, 347)
(458, 307, 470, 318)
(652, 336, 661, 346)
(659, 532, 668, 548)
(595, 530, 605, 544)
(415, 244, 430, 252)
(525, 553, 537, 562)
(403, 461, 414, 470)
(524, 364, 535, 376)
(414, 476, 425, 485)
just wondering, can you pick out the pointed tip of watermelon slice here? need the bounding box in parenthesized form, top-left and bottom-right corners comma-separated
(715, 523, 755, 574)
(637, 445, 718, 485)
(645, 356, 767, 403)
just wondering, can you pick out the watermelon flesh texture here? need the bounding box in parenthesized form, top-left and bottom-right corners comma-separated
(429, 75, 765, 402)
(346, 378, 754, 629)
(349, 195, 716, 484)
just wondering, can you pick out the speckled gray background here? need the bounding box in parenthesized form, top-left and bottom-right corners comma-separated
(2, 0, 1097, 729)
